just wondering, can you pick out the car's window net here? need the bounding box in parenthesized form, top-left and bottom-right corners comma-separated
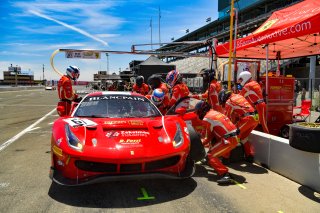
(74, 95, 161, 118)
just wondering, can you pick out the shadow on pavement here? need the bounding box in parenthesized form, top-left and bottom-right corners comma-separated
(193, 164, 247, 185)
(298, 186, 320, 203)
(227, 162, 269, 174)
(48, 178, 197, 208)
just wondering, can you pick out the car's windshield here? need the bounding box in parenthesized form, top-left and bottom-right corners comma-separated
(74, 94, 161, 118)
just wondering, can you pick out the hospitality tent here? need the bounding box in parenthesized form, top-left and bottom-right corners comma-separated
(216, 0, 320, 60)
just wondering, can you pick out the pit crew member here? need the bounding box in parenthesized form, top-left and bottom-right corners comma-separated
(237, 71, 269, 133)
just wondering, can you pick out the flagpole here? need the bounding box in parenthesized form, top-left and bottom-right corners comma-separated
(150, 18, 153, 50)
(227, 0, 235, 90)
(159, 6, 161, 48)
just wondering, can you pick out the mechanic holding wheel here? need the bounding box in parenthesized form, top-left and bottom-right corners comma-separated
(57, 66, 81, 116)
(194, 100, 239, 185)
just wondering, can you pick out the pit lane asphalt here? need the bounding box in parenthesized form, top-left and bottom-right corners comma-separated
(0, 89, 319, 213)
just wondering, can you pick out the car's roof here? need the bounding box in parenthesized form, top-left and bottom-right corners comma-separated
(87, 91, 144, 97)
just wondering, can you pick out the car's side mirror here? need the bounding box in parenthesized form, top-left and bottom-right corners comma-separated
(57, 105, 66, 117)
(175, 107, 187, 115)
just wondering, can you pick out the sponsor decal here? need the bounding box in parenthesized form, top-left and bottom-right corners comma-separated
(64, 118, 97, 127)
(106, 131, 120, 138)
(89, 95, 146, 102)
(120, 130, 149, 137)
(128, 120, 144, 126)
(106, 130, 149, 138)
(56, 138, 63, 146)
(104, 121, 126, 125)
(119, 139, 142, 143)
(254, 19, 278, 34)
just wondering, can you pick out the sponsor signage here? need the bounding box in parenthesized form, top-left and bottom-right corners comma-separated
(65, 51, 101, 59)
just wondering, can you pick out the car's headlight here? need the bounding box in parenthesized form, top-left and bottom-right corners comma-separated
(173, 123, 184, 148)
(65, 124, 83, 151)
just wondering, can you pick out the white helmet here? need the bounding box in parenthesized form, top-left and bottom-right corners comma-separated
(237, 71, 252, 86)
(66, 66, 80, 80)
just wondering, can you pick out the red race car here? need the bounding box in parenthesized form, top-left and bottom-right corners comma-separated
(50, 91, 204, 185)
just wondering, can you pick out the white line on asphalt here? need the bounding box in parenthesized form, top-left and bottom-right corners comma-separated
(48, 122, 54, 125)
(28, 127, 40, 131)
(0, 89, 43, 94)
(0, 108, 56, 153)
(0, 183, 10, 188)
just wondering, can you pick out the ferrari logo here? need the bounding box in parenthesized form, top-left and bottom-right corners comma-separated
(253, 19, 278, 34)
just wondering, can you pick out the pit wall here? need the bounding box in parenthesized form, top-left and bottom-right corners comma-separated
(249, 130, 320, 192)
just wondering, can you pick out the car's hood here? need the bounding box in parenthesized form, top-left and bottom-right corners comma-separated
(53, 116, 187, 159)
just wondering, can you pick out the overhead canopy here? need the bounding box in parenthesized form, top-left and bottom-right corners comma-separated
(216, 0, 320, 60)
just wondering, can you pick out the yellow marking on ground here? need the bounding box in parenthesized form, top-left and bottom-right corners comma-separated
(231, 180, 246, 189)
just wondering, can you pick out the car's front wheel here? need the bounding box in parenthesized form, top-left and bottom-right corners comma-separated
(187, 124, 206, 162)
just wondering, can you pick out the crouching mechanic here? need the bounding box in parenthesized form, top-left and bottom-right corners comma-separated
(57, 66, 81, 116)
(218, 90, 259, 162)
(146, 88, 170, 114)
(194, 101, 239, 184)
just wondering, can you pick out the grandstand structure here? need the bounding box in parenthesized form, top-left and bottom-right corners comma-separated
(160, 0, 303, 75)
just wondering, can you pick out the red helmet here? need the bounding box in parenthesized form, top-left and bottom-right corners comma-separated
(166, 70, 181, 87)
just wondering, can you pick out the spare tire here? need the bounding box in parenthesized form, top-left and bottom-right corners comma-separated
(289, 123, 320, 153)
(187, 124, 206, 162)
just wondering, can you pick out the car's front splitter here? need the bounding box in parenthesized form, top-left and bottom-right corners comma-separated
(49, 160, 195, 186)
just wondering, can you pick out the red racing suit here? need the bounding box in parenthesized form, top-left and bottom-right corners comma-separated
(146, 94, 170, 114)
(159, 82, 169, 96)
(199, 110, 239, 176)
(240, 80, 269, 133)
(57, 75, 77, 116)
(132, 83, 150, 95)
(168, 83, 190, 108)
(224, 93, 259, 157)
(192, 79, 223, 112)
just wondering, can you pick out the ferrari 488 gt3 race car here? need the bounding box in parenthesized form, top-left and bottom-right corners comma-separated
(50, 91, 204, 185)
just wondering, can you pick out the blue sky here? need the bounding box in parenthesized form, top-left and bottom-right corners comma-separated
(0, 0, 218, 81)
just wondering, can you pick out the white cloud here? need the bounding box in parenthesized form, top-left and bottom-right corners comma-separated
(29, 10, 109, 46)
(96, 34, 120, 38)
(0, 51, 43, 57)
(12, 0, 124, 31)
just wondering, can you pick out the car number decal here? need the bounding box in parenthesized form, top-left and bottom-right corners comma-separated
(64, 118, 97, 127)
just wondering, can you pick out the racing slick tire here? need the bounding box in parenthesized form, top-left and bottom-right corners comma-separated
(289, 123, 320, 153)
(187, 124, 206, 162)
